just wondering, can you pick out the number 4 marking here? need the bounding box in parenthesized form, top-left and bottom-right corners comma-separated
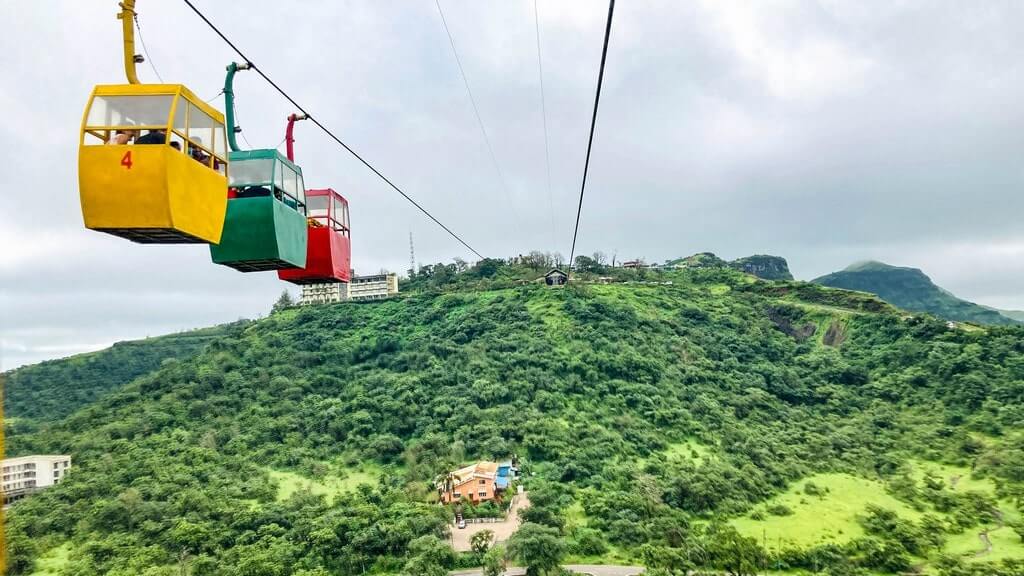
(121, 151, 133, 170)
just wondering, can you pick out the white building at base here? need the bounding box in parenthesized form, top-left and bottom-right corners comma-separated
(300, 273, 399, 305)
(2, 455, 71, 507)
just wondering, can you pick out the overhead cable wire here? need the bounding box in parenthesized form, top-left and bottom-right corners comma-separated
(231, 97, 254, 150)
(134, 13, 164, 83)
(182, 0, 484, 260)
(533, 0, 556, 248)
(433, 0, 520, 236)
(567, 0, 615, 276)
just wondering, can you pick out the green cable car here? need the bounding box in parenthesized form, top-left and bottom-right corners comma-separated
(210, 63, 307, 272)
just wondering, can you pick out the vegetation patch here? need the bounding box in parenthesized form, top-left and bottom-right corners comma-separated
(662, 439, 711, 466)
(28, 542, 72, 576)
(268, 464, 380, 503)
(733, 473, 923, 547)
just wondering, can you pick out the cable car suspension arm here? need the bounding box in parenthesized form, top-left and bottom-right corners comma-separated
(117, 0, 144, 84)
(285, 113, 309, 162)
(224, 61, 252, 152)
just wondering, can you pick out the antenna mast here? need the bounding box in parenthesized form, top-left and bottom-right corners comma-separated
(409, 231, 416, 277)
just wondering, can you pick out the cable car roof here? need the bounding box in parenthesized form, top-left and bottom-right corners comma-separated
(227, 148, 302, 175)
(90, 84, 225, 124)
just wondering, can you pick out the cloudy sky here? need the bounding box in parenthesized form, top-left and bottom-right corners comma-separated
(2, 0, 1023, 369)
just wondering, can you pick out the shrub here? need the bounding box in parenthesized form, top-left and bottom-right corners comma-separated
(767, 504, 794, 517)
(804, 482, 825, 496)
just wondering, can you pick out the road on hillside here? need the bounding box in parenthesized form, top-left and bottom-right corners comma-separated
(450, 492, 531, 552)
(451, 565, 644, 576)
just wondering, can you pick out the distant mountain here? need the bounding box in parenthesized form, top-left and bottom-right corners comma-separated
(996, 309, 1024, 322)
(813, 261, 1020, 326)
(667, 253, 794, 281)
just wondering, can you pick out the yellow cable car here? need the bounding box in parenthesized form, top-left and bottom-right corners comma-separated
(78, 1, 228, 244)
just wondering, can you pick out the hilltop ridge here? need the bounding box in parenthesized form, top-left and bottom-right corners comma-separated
(813, 260, 1019, 326)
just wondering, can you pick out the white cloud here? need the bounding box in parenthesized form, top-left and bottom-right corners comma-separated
(2, 1, 1023, 369)
(697, 0, 877, 102)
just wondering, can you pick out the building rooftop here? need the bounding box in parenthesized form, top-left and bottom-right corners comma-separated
(2, 455, 70, 464)
(451, 461, 498, 484)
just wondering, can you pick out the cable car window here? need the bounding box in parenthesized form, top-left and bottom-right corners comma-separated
(186, 103, 216, 165)
(294, 173, 306, 215)
(170, 100, 187, 154)
(229, 158, 273, 187)
(275, 162, 285, 193)
(333, 196, 348, 232)
(172, 98, 186, 135)
(282, 165, 298, 199)
(307, 195, 329, 218)
(86, 94, 173, 129)
(212, 125, 226, 160)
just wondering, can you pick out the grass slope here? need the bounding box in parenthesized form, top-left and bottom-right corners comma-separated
(268, 463, 381, 503)
(733, 473, 922, 547)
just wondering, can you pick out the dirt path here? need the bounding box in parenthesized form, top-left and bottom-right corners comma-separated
(976, 531, 993, 557)
(972, 507, 1004, 558)
(450, 493, 531, 552)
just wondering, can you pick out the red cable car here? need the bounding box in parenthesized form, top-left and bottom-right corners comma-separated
(278, 115, 352, 284)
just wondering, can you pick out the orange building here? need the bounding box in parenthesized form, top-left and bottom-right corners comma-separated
(438, 461, 499, 504)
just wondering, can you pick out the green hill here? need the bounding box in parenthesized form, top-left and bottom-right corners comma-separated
(727, 254, 794, 281)
(3, 322, 243, 427)
(4, 261, 1024, 576)
(813, 261, 1020, 326)
(666, 252, 794, 281)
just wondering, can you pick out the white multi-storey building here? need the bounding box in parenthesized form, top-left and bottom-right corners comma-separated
(300, 273, 399, 305)
(2, 455, 71, 506)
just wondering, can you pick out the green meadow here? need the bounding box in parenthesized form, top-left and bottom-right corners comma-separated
(733, 473, 922, 548)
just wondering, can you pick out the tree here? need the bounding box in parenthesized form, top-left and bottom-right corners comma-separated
(483, 544, 507, 576)
(508, 523, 565, 576)
(472, 529, 496, 556)
(573, 255, 599, 273)
(474, 258, 504, 278)
(403, 535, 455, 576)
(272, 290, 294, 313)
(703, 523, 764, 576)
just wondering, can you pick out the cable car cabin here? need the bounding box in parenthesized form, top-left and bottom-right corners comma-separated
(279, 189, 352, 284)
(79, 85, 228, 243)
(210, 149, 308, 272)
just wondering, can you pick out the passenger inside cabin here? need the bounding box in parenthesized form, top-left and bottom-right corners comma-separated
(108, 129, 136, 145)
(189, 137, 210, 164)
(135, 130, 167, 145)
(235, 186, 272, 199)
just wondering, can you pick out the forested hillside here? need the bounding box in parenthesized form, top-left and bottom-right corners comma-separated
(4, 261, 1024, 576)
(814, 261, 1020, 326)
(3, 323, 242, 427)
